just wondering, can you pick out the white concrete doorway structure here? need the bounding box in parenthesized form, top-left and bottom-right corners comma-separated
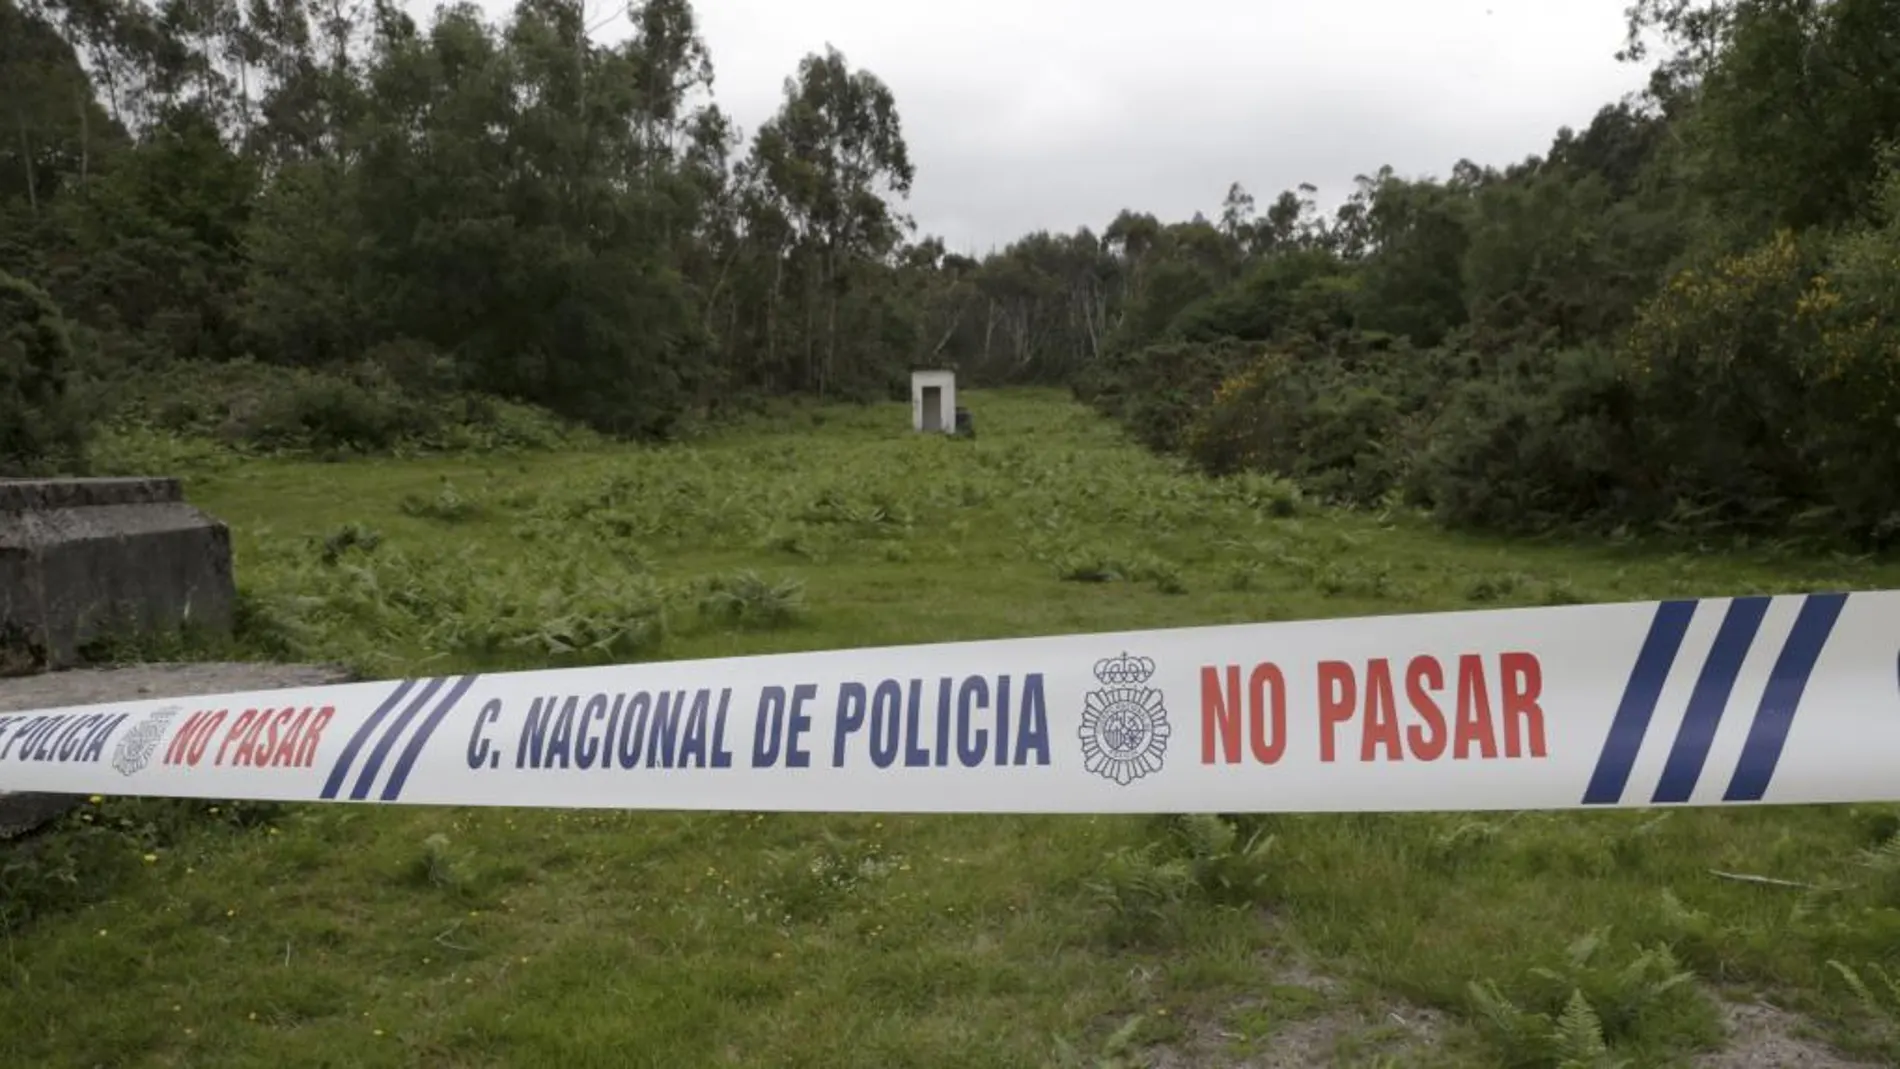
(911, 370, 956, 434)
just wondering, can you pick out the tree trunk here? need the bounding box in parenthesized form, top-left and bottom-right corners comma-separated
(14, 109, 36, 216)
(75, 81, 89, 188)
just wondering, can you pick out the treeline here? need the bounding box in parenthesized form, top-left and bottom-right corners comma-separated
(5, 0, 1900, 545)
(1062, 0, 1900, 545)
(0, 0, 956, 458)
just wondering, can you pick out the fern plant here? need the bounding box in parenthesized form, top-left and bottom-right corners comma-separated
(1468, 979, 1629, 1069)
(1468, 928, 1706, 1067)
(1156, 813, 1277, 904)
(1526, 930, 1696, 1042)
(1856, 831, 1900, 906)
(1086, 843, 1196, 945)
(1827, 960, 1900, 1026)
(1050, 1014, 1148, 1069)
(1551, 990, 1630, 1069)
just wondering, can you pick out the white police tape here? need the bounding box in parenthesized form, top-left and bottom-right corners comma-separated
(0, 590, 1894, 813)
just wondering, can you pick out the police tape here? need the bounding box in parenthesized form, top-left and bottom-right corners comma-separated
(0, 590, 1893, 813)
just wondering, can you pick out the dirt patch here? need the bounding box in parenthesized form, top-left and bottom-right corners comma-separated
(1145, 950, 1447, 1068)
(0, 661, 353, 715)
(1149, 1001, 1448, 1068)
(1691, 997, 1885, 1069)
(1143, 960, 1882, 1068)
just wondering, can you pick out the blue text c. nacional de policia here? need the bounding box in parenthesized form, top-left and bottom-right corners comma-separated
(467, 672, 1055, 772)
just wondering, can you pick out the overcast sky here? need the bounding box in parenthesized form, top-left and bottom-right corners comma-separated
(488, 0, 1658, 255)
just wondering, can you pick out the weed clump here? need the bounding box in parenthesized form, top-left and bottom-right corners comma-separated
(759, 830, 901, 924)
(1466, 930, 1717, 1067)
(696, 571, 807, 630)
(1087, 814, 1277, 946)
(399, 480, 483, 522)
(1052, 547, 1187, 594)
(316, 522, 383, 564)
(406, 831, 479, 897)
(264, 539, 669, 670)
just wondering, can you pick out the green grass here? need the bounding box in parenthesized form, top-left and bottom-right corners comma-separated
(7, 387, 1900, 1067)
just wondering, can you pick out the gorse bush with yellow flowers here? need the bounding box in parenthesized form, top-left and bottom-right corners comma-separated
(1617, 154, 1900, 541)
(1073, 0, 1900, 549)
(1161, 154, 1900, 546)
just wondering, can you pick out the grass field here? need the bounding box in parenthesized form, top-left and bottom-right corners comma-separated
(9, 387, 1900, 1067)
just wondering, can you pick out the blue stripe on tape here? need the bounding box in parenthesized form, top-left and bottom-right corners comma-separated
(1582, 599, 1697, 805)
(379, 674, 482, 801)
(1651, 595, 1771, 803)
(1724, 592, 1849, 802)
(319, 678, 418, 800)
(346, 676, 450, 801)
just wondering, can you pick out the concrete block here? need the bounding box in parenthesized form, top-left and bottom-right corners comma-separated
(0, 477, 236, 671)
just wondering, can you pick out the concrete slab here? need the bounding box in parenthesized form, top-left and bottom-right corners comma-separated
(1, 477, 236, 671)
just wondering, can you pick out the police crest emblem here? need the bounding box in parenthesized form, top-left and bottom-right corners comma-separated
(111, 705, 179, 777)
(1078, 653, 1170, 785)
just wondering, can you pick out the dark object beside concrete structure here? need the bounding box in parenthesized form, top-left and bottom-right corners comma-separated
(0, 793, 85, 840)
(1, 477, 236, 672)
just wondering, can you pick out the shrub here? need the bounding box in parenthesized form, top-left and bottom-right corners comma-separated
(0, 270, 89, 474)
(1182, 335, 1447, 506)
(1605, 186, 1900, 546)
(1076, 338, 1260, 454)
(1616, 228, 1832, 534)
(91, 356, 586, 459)
(1787, 149, 1900, 544)
(1409, 346, 1648, 533)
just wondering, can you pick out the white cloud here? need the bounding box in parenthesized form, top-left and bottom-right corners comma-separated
(466, 0, 1656, 254)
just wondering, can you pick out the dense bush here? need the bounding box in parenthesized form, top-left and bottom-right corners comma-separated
(1408, 346, 1645, 533)
(1805, 157, 1900, 543)
(1617, 229, 1834, 534)
(94, 355, 586, 457)
(0, 270, 88, 475)
(1072, 6, 1900, 549)
(1185, 346, 1410, 505)
(1156, 158, 1900, 546)
(1074, 337, 1260, 454)
(8, 0, 1900, 550)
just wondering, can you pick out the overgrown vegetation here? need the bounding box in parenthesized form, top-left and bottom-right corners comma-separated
(7, 0, 1900, 551)
(8, 0, 1900, 1062)
(1060, 1, 1900, 547)
(0, 0, 933, 465)
(0, 268, 87, 472)
(5, 391, 1900, 1066)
